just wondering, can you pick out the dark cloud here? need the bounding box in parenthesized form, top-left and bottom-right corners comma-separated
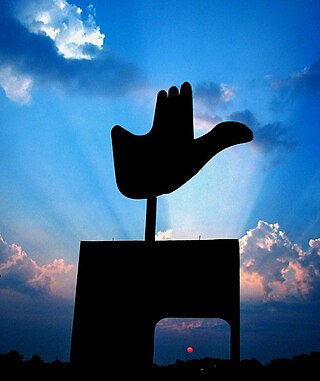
(193, 82, 296, 168)
(192, 81, 296, 167)
(227, 109, 259, 130)
(194, 81, 235, 109)
(0, 0, 142, 101)
(253, 122, 297, 155)
(268, 60, 320, 111)
(193, 81, 235, 132)
(229, 110, 297, 168)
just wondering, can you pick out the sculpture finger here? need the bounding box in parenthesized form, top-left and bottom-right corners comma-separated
(179, 81, 194, 141)
(152, 89, 168, 133)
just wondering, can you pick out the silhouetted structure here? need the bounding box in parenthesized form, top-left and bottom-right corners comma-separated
(70, 82, 253, 373)
(70, 239, 240, 373)
(112, 81, 252, 240)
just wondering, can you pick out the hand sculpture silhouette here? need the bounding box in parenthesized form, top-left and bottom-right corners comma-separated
(111, 81, 253, 200)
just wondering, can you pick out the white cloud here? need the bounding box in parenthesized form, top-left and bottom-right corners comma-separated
(240, 220, 320, 302)
(155, 229, 175, 240)
(0, 0, 139, 104)
(0, 233, 76, 299)
(220, 83, 235, 102)
(194, 112, 223, 133)
(16, 0, 105, 60)
(0, 66, 33, 104)
(309, 238, 320, 255)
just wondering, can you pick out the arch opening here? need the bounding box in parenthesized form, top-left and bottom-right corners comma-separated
(153, 317, 231, 366)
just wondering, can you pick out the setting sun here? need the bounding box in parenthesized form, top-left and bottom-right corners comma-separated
(186, 346, 194, 354)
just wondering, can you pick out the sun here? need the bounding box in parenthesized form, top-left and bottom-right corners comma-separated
(186, 346, 194, 353)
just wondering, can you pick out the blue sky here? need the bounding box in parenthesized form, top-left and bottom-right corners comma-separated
(0, 0, 319, 365)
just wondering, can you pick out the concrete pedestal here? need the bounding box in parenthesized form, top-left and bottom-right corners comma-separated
(70, 239, 240, 374)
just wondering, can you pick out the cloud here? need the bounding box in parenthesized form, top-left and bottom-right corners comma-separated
(157, 317, 225, 331)
(192, 82, 296, 168)
(155, 229, 175, 240)
(229, 110, 297, 168)
(15, 0, 105, 60)
(240, 220, 320, 302)
(194, 81, 235, 108)
(0, 65, 33, 104)
(267, 60, 320, 110)
(0, 0, 141, 104)
(193, 81, 235, 132)
(2, 219, 319, 309)
(227, 109, 259, 130)
(270, 60, 320, 95)
(0, 232, 76, 299)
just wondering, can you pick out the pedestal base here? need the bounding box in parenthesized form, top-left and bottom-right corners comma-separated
(70, 239, 240, 374)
